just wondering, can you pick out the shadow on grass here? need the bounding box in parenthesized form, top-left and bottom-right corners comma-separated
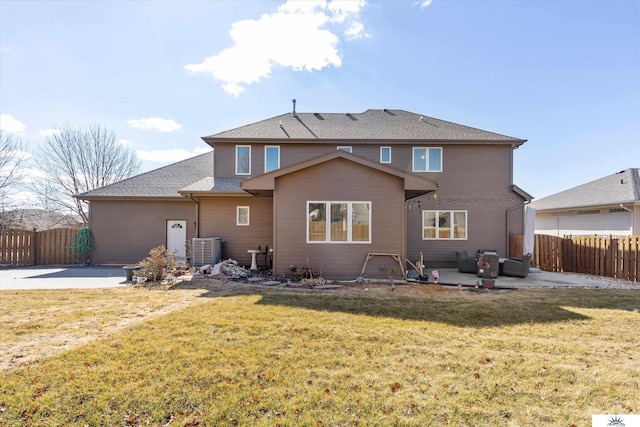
(174, 281, 639, 327)
(252, 290, 590, 327)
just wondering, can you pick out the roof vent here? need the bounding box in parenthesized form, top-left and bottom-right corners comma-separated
(279, 120, 283, 129)
(419, 116, 424, 121)
(292, 99, 297, 117)
(383, 108, 388, 112)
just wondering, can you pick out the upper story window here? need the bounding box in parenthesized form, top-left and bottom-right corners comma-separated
(307, 201, 371, 243)
(422, 210, 467, 240)
(337, 146, 352, 153)
(413, 147, 442, 172)
(265, 146, 280, 173)
(236, 145, 251, 175)
(380, 147, 391, 163)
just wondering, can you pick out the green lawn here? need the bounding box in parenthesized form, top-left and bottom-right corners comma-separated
(1, 282, 639, 426)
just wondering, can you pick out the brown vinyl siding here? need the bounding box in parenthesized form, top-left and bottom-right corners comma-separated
(199, 197, 273, 266)
(406, 144, 525, 266)
(88, 200, 197, 264)
(272, 157, 405, 279)
(216, 142, 526, 268)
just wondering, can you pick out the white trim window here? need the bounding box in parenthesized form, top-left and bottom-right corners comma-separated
(236, 145, 251, 175)
(307, 201, 371, 243)
(237, 206, 250, 226)
(265, 145, 280, 172)
(422, 210, 467, 240)
(380, 146, 391, 163)
(412, 147, 442, 172)
(337, 146, 352, 153)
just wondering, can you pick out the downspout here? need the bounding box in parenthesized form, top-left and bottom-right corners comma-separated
(188, 193, 200, 237)
(619, 204, 634, 234)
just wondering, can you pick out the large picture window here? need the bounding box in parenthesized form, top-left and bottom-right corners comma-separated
(412, 147, 442, 172)
(307, 201, 371, 243)
(422, 210, 467, 240)
(265, 146, 280, 172)
(236, 145, 251, 175)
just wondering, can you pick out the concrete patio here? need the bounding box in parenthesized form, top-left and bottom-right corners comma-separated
(1, 264, 636, 291)
(430, 268, 631, 289)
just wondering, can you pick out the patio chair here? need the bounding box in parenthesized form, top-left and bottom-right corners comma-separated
(501, 253, 532, 278)
(455, 250, 478, 274)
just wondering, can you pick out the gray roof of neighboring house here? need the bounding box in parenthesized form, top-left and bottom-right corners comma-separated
(203, 109, 526, 144)
(530, 168, 640, 211)
(78, 151, 214, 199)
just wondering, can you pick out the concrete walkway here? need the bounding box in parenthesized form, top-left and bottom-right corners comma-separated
(0, 265, 129, 290)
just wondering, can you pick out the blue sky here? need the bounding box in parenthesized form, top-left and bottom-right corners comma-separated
(1, 0, 639, 207)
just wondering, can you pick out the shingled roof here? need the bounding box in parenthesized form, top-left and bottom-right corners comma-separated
(530, 168, 640, 211)
(203, 109, 526, 144)
(78, 151, 213, 199)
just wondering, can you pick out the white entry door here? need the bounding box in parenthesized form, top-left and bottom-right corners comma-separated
(167, 220, 187, 260)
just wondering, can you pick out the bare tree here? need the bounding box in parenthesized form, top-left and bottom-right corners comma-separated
(0, 130, 27, 204)
(32, 123, 141, 223)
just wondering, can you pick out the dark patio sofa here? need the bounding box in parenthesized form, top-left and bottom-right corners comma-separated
(501, 253, 532, 278)
(455, 250, 478, 274)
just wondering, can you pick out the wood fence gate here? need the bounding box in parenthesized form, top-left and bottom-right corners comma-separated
(0, 228, 81, 266)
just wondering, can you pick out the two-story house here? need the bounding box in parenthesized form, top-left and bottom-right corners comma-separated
(78, 108, 531, 279)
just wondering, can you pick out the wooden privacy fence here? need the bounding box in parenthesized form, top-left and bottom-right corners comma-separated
(0, 228, 80, 266)
(510, 233, 639, 282)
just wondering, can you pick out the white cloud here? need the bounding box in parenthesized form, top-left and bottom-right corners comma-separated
(184, 0, 368, 96)
(137, 147, 211, 163)
(0, 114, 27, 133)
(415, 0, 433, 8)
(38, 128, 61, 138)
(345, 21, 370, 40)
(127, 117, 182, 132)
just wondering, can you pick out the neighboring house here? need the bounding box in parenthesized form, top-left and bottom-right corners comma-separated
(78, 108, 531, 279)
(530, 168, 640, 237)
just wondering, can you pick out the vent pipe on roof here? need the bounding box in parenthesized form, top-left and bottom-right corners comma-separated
(292, 99, 297, 117)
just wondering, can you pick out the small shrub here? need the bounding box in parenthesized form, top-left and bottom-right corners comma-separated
(138, 245, 177, 282)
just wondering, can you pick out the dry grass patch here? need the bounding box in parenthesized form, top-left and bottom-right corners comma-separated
(0, 285, 211, 371)
(0, 283, 639, 426)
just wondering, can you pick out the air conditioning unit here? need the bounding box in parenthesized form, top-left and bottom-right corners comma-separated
(191, 237, 222, 267)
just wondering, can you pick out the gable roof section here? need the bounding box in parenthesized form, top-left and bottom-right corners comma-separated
(530, 168, 640, 211)
(241, 150, 438, 199)
(77, 151, 213, 200)
(203, 109, 526, 145)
